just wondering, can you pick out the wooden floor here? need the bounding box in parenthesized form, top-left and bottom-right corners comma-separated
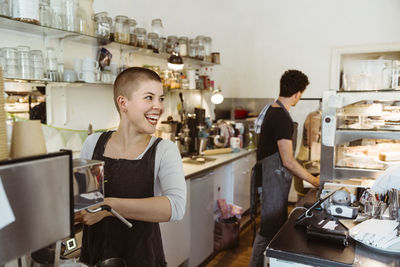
(205, 205, 294, 267)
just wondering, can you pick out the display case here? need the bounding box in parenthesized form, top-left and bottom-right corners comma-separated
(320, 90, 400, 182)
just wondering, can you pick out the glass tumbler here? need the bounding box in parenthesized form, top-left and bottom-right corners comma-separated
(39, 0, 52, 27)
(64, 0, 78, 32)
(17, 50, 32, 79)
(114, 15, 129, 44)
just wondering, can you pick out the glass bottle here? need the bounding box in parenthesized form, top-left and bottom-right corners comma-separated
(128, 19, 137, 46)
(188, 38, 198, 58)
(166, 35, 178, 54)
(134, 27, 147, 48)
(114, 15, 129, 44)
(178, 36, 188, 57)
(151, 18, 164, 38)
(93, 12, 111, 39)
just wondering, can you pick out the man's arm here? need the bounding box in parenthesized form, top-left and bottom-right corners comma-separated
(277, 139, 319, 187)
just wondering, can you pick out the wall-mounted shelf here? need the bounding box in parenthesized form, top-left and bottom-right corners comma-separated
(4, 78, 113, 87)
(0, 15, 218, 67)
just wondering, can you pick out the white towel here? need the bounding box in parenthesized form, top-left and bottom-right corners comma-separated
(254, 104, 271, 134)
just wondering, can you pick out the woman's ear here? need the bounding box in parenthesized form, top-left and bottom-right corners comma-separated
(116, 95, 127, 113)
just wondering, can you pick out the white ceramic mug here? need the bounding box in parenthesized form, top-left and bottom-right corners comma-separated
(82, 57, 99, 71)
(79, 71, 100, 83)
(64, 70, 77, 82)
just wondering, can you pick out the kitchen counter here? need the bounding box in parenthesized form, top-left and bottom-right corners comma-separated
(182, 149, 256, 179)
(266, 190, 400, 267)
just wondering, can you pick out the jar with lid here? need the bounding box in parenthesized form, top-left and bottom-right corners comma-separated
(151, 18, 164, 38)
(12, 0, 40, 24)
(134, 27, 147, 48)
(39, 0, 52, 26)
(188, 39, 198, 58)
(166, 36, 178, 54)
(147, 32, 159, 52)
(128, 19, 137, 45)
(196, 35, 206, 46)
(0, 0, 11, 17)
(178, 37, 188, 57)
(94, 12, 111, 39)
(204, 36, 212, 62)
(114, 15, 129, 44)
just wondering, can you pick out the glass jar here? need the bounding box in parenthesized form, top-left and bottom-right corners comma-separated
(197, 45, 205, 61)
(196, 35, 206, 46)
(147, 32, 159, 52)
(114, 15, 129, 44)
(51, 0, 65, 30)
(134, 27, 147, 48)
(151, 18, 164, 38)
(128, 19, 137, 46)
(166, 35, 178, 54)
(12, 0, 40, 24)
(64, 0, 77, 32)
(158, 37, 166, 53)
(178, 36, 188, 57)
(94, 12, 111, 39)
(0, 0, 10, 17)
(188, 38, 198, 58)
(204, 36, 212, 62)
(39, 0, 52, 27)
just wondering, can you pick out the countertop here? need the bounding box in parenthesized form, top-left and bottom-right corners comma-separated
(265, 190, 400, 267)
(182, 149, 256, 179)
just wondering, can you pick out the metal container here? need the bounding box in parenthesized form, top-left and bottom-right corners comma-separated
(73, 159, 104, 212)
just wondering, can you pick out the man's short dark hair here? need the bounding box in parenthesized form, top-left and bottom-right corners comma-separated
(113, 67, 162, 112)
(279, 70, 309, 97)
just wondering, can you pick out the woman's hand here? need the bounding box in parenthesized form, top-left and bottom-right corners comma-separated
(75, 204, 109, 226)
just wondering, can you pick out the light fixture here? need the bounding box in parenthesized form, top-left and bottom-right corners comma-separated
(167, 44, 184, 70)
(211, 87, 224, 104)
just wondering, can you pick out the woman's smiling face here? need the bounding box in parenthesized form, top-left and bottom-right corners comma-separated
(124, 79, 164, 134)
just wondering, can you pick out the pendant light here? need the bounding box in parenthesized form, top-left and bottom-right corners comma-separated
(167, 43, 184, 70)
(211, 87, 224, 104)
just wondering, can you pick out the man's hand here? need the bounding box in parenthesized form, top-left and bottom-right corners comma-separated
(312, 175, 320, 187)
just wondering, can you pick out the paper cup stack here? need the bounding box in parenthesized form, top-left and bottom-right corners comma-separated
(0, 68, 9, 160)
(10, 120, 47, 159)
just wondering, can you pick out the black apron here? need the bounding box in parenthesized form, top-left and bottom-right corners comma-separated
(80, 131, 167, 267)
(259, 100, 298, 239)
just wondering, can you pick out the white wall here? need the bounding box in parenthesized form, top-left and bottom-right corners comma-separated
(94, 0, 400, 98)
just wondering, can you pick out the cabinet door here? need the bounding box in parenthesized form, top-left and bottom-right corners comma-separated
(160, 180, 191, 267)
(190, 172, 214, 267)
(233, 153, 256, 212)
(212, 164, 233, 213)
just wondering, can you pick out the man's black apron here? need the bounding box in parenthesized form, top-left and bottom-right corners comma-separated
(259, 100, 298, 239)
(80, 131, 166, 267)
